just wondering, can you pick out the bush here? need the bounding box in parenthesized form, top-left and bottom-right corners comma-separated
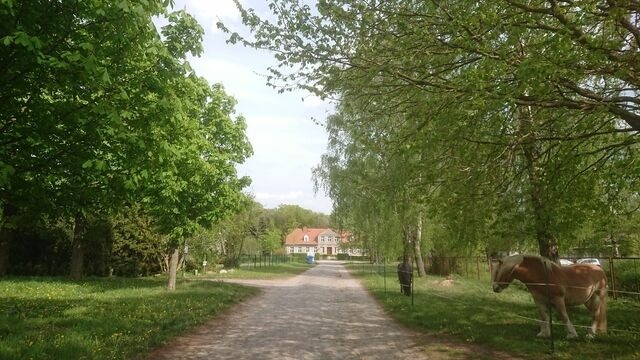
(428, 257, 462, 276)
(612, 259, 640, 296)
(289, 253, 308, 263)
(8, 223, 71, 276)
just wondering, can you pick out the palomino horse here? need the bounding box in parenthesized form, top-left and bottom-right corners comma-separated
(491, 254, 607, 338)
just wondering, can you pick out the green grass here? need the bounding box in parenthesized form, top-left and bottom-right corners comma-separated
(0, 276, 258, 359)
(200, 260, 314, 280)
(348, 263, 640, 360)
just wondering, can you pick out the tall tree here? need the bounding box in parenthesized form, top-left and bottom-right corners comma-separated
(0, 2, 253, 284)
(225, 0, 639, 260)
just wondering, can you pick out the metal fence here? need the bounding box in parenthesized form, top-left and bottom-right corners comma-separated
(421, 256, 640, 298)
(355, 255, 640, 355)
(238, 254, 310, 269)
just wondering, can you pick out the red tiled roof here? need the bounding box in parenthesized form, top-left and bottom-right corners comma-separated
(284, 228, 324, 246)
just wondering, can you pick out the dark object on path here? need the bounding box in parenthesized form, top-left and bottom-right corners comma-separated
(397, 261, 412, 296)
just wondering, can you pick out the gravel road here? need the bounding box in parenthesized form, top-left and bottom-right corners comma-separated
(146, 261, 518, 360)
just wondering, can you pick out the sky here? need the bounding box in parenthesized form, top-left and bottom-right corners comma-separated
(168, 0, 334, 214)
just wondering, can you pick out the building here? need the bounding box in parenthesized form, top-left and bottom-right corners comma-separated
(284, 227, 363, 257)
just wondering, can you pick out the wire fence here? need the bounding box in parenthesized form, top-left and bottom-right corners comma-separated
(353, 256, 640, 355)
(409, 256, 640, 298)
(238, 254, 310, 269)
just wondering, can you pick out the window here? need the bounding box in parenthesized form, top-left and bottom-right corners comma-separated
(303, 235, 309, 242)
(289, 247, 294, 253)
(297, 247, 302, 253)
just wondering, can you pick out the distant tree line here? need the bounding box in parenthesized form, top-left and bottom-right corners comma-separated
(186, 202, 331, 270)
(4, 198, 330, 277)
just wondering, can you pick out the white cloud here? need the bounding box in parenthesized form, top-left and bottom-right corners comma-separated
(256, 191, 304, 201)
(171, 0, 334, 214)
(184, 0, 241, 21)
(181, 0, 243, 33)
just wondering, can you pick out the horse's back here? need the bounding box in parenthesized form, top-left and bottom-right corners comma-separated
(561, 264, 606, 282)
(560, 264, 607, 305)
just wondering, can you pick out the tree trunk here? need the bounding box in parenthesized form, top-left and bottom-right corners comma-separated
(0, 226, 13, 276)
(70, 213, 87, 279)
(0, 203, 18, 276)
(413, 216, 427, 277)
(518, 105, 558, 263)
(402, 226, 411, 262)
(167, 247, 180, 291)
(161, 255, 168, 273)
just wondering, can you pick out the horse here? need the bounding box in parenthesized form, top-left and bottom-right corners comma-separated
(397, 260, 412, 296)
(491, 254, 607, 339)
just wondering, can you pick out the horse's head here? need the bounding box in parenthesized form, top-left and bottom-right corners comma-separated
(491, 255, 522, 293)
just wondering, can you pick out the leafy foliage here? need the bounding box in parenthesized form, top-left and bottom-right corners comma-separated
(0, 1, 252, 289)
(224, 0, 640, 260)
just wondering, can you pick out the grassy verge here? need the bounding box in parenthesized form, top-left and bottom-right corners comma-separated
(201, 261, 314, 280)
(347, 263, 640, 360)
(0, 277, 258, 359)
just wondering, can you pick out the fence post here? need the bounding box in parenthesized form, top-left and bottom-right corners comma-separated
(383, 256, 387, 294)
(465, 256, 468, 277)
(411, 257, 414, 306)
(609, 257, 617, 300)
(543, 260, 554, 354)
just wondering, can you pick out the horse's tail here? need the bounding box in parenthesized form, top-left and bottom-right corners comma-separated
(597, 285, 607, 334)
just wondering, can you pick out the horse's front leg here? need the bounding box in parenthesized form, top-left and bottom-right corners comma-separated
(534, 300, 551, 338)
(552, 298, 578, 339)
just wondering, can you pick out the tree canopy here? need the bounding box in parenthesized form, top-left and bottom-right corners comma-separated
(1, 0, 252, 289)
(223, 0, 640, 261)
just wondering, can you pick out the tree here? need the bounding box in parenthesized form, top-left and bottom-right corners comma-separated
(0, 3, 253, 286)
(0, 0, 174, 277)
(144, 75, 252, 290)
(223, 0, 639, 261)
(111, 204, 165, 277)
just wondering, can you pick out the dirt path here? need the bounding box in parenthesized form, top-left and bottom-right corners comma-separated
(146, 261, 520, 360)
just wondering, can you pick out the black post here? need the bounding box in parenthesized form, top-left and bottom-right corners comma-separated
(411, 257, 414, 306)
(543, 259, 554, 354)
(383, 256, 387, 294)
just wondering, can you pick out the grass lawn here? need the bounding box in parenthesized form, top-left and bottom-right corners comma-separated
(348, 263, 640, 360)
(0, 276, 258, 359)
(0, 261, 312, 359)
(201, 260, 314, 280)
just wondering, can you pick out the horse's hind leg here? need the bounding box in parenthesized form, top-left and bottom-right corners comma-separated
(585, 290, 607, 336)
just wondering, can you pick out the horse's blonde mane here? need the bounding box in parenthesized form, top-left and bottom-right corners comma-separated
(496, 254, 523, 281)
(503, 254, 524, 268)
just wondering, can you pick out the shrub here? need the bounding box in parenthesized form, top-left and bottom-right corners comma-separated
(612, 259, 640, 296)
